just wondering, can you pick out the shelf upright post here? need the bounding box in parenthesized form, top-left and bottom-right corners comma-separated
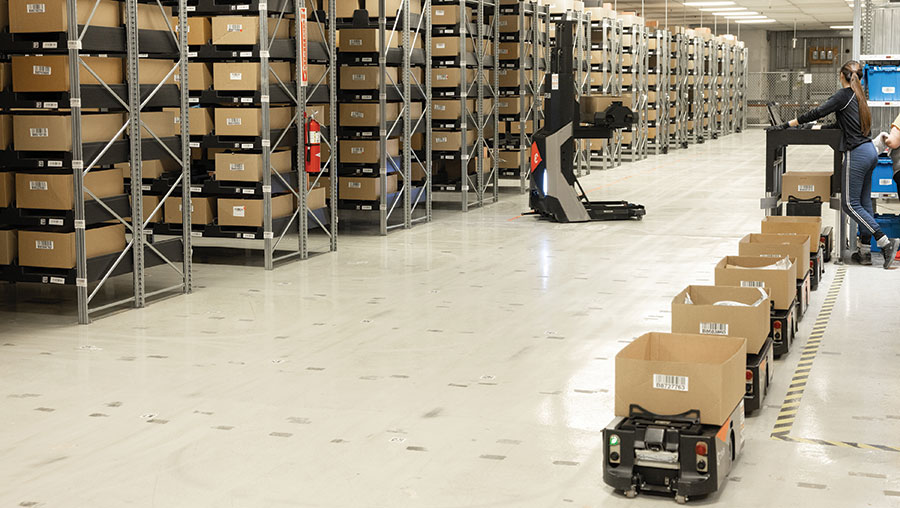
(124, 0, 145, 306)
(378, 0, 388, 234)
(402, 0, 411, 227)
(259, 2, 274, 268)
(297, 0, 309, 257)
(178, 0, 193, 291)
(476, 0, 485, 207)
(491, 0, 499, 203)
(459, 0, 468, 212)
(328, 0, 338, 249)
(67, 0, 88, 323)
(517, 3, 528, 192)
(424, 0, 432, 223)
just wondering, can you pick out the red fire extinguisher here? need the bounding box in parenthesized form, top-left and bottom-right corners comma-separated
(305, 116, 321, 173)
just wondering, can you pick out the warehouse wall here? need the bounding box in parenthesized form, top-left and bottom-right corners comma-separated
(740, 29, 768, 73)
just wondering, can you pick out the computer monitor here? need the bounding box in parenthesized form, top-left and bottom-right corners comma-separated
(767, 102, 783, 126)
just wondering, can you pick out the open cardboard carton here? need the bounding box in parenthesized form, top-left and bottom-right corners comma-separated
(672, 285, 770, 355)
(738, 233, 810, 280)
(714, 255, 797, 311)
(761, 216, 822, 255)
(615, 332, 746, 426)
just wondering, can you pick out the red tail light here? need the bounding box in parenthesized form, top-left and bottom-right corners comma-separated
(773, 321, 782, 330)
(810, 260, 814, 268)
(695, 442, 708, 456)
(746, 370, 753, 381)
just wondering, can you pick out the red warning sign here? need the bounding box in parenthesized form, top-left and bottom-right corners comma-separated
(530, 142, 542, 173)
(299, 8, 308, 86)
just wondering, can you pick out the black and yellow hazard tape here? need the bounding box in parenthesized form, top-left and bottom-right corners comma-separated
(770, 266, 845, 438)
(769, 266, 900, 453)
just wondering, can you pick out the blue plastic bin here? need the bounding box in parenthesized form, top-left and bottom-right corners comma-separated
(866, 65, 900, 101)
(866, 215, 900, 253)
(872, 157, 898, 194)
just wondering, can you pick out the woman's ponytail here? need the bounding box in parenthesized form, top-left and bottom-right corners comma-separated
(842, 60, 871, 136)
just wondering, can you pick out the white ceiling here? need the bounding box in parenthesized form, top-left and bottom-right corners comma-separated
(609, 0, 856, 31)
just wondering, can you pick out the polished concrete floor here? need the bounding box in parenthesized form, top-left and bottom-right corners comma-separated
(1, 130, 899, 507)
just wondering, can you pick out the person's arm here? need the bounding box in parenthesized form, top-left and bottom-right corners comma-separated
(887, 114, 900, 149)
(770, 90, 847, 130)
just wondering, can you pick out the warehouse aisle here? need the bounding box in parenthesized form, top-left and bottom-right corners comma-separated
(1, 130, 899, 507)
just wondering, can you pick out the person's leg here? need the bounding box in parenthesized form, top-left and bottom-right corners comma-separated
(844, 144, 898, 267)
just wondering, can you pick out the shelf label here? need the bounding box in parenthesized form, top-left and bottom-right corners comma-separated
(50, 276, 66, 285)
(75, 278, 87, 287)
(47, 160, 62, 168)
(241, 143, 254, 149)
(263, 231, 274, 239)
(191, 231, 203, 237)
(48, 218, 64, 226)
(259, 50, 270, 58)
(189, 141, 200, 148)
(262, 185, 272, 193)
(239, 51, 252, 57)
(141, 184, 151, 191)
(74, 220, 85, 230)
(260, 95, 269, 103)
(190, 186, 202, 193)
(241, 233, 256, 239)
(241, 188, 255, 194)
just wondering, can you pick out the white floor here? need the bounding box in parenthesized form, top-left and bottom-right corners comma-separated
(2, 130, 899, 507)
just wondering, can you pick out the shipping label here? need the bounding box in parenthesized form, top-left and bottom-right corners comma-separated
(880, 179, 893, 186)
(26, 3, 45, 12)
(227, 24, 243, 32)
(226, 117, 242, 126)
(741, 280, 765, 288)
(232, 206, 246, 217)
(230, 72, 242, 80)
(435, 104, 446, 111)
(33, 65, 52, 76)
(350, 111, 364, 119)
(348, 182, 361, 189)
(30, 127, 49, 137)
(350, 147, 364, 154)
(230, 163, 245, 171)
(437, 74, 449, 81)
(349, 39, 362, 46)
(35, 240, 54, 250)
(436, 136, 448, 143)
(436, 43, 446, 49)
(29, 180, 48, 191)
(798, 184, 815, 192)
(699, 322, 729, 336)
(352, 74, 366, 81)
(653, 374, 689, 392)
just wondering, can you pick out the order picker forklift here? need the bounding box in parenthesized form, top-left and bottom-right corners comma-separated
(604, 402, 745, 504)
(527, 15, 645, 223)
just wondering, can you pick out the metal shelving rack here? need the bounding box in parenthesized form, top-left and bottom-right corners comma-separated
(702, 37, 716, 141)
(736, 43, 748, 132)
(573, 10, 592, 177)
(647, 28, 670, 155)
(337, 0, 430, 234)
(714, 39, 728, 137)
(670, 28, 689, 149)
(0, 0, 192, 323)
(498, 0, 547, 193)
(431, 0, 494, 212)
(686, 32, 704, 144)
(621, 20, 648, 162)
(588, 13, 622, 170)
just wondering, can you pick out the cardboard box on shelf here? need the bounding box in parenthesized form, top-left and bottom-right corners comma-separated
(508, 120, 534, 134)
(340, 66, 399, 90)
(15, 169, 123, 210)
(324, 0, 421, 18)
(761, 216, 823, 255)
(339, 174, 399, 201)
(432, 99, 475, 120)
(139, 195, 163, 224)
(135, 59, 177, 86)
(672, 285, 770, 355)
(172, 62, 213, 91)
(0, 172, 13, 207)
(307, 186, 326, 210)
(0, 0, 8, 31)
(211, 16, 289, 45)
(13, 113, 125, 151)
(498, 14, 530, 32)
(213, 106, 293, 136)
(213, 61, 292, 91)
(781, 171, 832, 202)
(134, 110, 178, 139)
(432, 37, 475, 57)
(164, 196, 216, 225)
(339, 102, 401, 127)
(305, 104, 330, 126)
(0, 115, 11, 150)
(580, 94, 633, 118)
(739, 234, 811, 280)
(499, 151, 520, 169)
(217, 193, 293, 227)
(432, 67, 477, 88)
(0, 229, 16, 265)
(497, 42, 531, 60)
(339, 138, 400, 164)
(116, 158, 180, 180)
(127, 2, 172, 31)
(214, 150, 293, 182)
(171, 16, 211, 45)
(432, 5, 471, 25)
(714, 255, 797, 311)
(414, 130, 476, 151)
(18, 223, 125, 269)
(307, 64, 329, 86)
(498, 96, 533, 116)
(9, 0, 120, 32)
(12, 56, 123, 92)
(162, 106, 213, 136)
(341, 28, 400, 52)
(615, 332, 746, 426)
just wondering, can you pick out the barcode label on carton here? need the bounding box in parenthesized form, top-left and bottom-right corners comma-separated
(653, 374, 688, 392)
(700, 322, 729, 336)
(349, 39, 362, 46)
(351, 147, 364, 154)
(29, 180, 48, 191)
(227, 24, 243, 32)
(798, 184, 815, 192)
(741, 280, 765, 288)
(352, 74, 366, 81)
(226, 117, 242, 126)
(435, 9, 444, 15)
(436, 136, 448, 143)
(230, 163, 244, 171)
(437, 74, 449, 80)
(26, 3, 45, 12)
(348, 182, 361, 189)
(884, 87, 896, 94)
(880, 179, 893, 186)
(435, 105, 446, 111)
(33, 65, 51, 76)
(30, 128, 49, 137)
(230, 72, 242, 80)
(232, 206, 246, 217)
(35, 240, 54, 250)
(436, 43, 446, 49)
(350, 111, 364, 118)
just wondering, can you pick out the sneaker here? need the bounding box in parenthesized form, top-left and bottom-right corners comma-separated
(882, 239, 900, 269)
(852, 249, 873, 265)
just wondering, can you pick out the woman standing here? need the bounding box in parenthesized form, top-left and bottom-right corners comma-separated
(769, 61, 900, 268)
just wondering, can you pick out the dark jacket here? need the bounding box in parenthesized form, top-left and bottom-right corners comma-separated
(797, 87, 870, 151)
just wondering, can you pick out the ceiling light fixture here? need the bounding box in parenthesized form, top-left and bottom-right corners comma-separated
(736, 18, 776, 23)
(714, 11, 758, 16)
(725, 14, 765, 18)
(683, 1, 735, 6)
(830, 25, 853, 29)
(698, 6, 745, 11)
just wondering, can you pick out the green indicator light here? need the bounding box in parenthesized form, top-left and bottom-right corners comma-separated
(610, 435, 619, 446)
